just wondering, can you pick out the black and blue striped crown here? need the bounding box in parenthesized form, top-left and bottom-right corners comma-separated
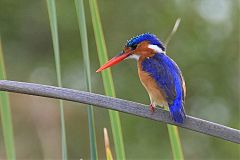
(125, 33, 165, 51)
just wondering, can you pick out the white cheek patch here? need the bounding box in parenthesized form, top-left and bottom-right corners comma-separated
(127, 54, 140, 60)
(148, 44, 164, 53)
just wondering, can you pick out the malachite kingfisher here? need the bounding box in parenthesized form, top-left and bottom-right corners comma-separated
(96, 33, 186, 123)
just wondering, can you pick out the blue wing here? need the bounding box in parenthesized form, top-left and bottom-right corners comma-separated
(141, 53, 186, 123)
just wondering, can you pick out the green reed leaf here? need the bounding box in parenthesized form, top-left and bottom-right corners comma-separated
(46, 1, 68, 159)
(88, 0, 126, 159)
(75, 0, 98, 159)
(0, 38, 16, 160)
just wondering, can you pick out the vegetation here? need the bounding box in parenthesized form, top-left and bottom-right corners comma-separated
(0, 0, 239, 159)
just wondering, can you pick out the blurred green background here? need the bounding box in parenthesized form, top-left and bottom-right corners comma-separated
(0, 0, 239, 159)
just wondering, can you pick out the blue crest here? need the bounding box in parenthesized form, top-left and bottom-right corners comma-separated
(126, 33, 165, 51)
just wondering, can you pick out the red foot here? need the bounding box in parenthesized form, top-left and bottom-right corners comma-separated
(149, 103, 155, 112)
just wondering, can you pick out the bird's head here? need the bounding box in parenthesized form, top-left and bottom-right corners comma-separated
(96, 33, 165, 72)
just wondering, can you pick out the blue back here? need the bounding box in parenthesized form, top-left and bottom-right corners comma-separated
(126, 33, 165, 51)
(141, 53, 186, 123)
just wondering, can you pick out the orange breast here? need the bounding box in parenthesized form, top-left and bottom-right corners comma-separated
(137, 57, 168, 107)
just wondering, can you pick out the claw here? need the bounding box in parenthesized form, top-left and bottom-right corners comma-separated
(149, 103, 155, 112)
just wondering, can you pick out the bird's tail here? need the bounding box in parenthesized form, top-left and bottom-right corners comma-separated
(169, 102, 186, 123)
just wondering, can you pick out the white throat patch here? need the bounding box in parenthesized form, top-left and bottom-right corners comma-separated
(127, 54, 140, 60)
(148, 44, 164, 53)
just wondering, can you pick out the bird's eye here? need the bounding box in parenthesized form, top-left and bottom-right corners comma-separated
(131, 44, 137, 50)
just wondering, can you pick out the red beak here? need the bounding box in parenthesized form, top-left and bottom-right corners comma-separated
(96, 51, 131, 72)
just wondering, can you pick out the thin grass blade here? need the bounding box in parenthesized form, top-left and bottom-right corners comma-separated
(165, 18, 181, 49)
(88, 0, 126, 159)
(164, 18, 184, 160)
(104, 128, 113, 160)
(46, 1, 67, 159)
(0, 38, 16, 160)
(75, 0, 98, 159)
(167, 125, 184, 159)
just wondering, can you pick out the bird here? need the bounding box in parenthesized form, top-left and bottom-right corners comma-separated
(96, 33, 186, 123)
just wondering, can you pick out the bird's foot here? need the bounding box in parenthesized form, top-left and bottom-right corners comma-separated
(149, 103, 155, 113)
